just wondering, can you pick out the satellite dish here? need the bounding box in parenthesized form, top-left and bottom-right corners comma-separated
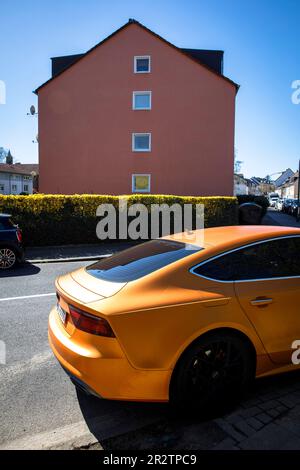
(30, 105, 36, 115)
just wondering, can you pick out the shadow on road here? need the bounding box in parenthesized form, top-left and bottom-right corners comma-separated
(0, 262, 40, 278)
(76, 387, 169, 443)
(76, 367, 300, 450)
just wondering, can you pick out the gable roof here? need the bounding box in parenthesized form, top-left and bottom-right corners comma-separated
(0, 164, 37, 176)
(274, 168, 294, 188)
(51, 48, 224, 78)
(34, 19, 239, 94)
(181, 48, 223, 74)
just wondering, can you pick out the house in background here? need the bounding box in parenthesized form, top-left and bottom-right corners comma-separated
(15, 163, 39, 192)
(35, 19, 238, 196)
(274, 168, 294, 189)
(0, 164, 39, 194)
(277, 171, 299, 198)
(234, 173, 249, 195)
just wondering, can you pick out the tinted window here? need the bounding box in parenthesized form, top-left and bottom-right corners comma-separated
(0, 218, 14, 230)
(193, 237, 300, 281)
(87, 239, 202, 283)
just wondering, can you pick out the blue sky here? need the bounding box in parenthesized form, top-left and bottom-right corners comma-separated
(0, 0, 299, 178)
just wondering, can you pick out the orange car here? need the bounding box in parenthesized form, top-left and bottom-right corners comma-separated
(48, 226, 300, 409)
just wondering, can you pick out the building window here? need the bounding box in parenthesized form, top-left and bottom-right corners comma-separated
(133, 91, 151, 110)
(132, 133, 151, 152)
(132, 174, 151, 193)
(23, 176, 30, 181)
(0, 184, 4, 192)
(134, 56, 151, 73)
(12, 184, 17, 192)
(24, 184, 29, 192)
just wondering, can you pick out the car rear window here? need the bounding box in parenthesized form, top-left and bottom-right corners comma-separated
(86, 239, 202, 283)
(0, 218, 14, 230)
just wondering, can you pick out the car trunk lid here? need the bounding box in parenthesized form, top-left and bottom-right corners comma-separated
(57, 268, 126, 304)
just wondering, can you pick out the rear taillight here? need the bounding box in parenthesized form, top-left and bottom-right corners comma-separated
(68, 305, 115, 338)
(16, 229, 22, 243)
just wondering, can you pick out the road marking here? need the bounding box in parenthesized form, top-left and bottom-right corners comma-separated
(0, 292, 56, 302)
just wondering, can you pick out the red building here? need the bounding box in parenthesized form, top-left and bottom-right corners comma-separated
(35, 19, 238, 196)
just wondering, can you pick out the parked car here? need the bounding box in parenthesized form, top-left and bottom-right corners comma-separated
(282, 198, 296, 213)
(268, 193, 280, 207)
(275, 199, 284, 211)
(49, 226, 300, 411)
(0, 213, 24, 269)
(289, 199, 300, 217)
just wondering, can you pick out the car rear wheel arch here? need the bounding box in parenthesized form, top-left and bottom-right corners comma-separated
(169, 327, 257, 407)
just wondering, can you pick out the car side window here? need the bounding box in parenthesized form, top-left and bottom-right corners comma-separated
(193, 237, 300, 281)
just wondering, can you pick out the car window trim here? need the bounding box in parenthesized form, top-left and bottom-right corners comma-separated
(189, 235, 300, 283)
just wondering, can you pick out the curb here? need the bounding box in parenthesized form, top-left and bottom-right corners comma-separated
(26, 254, 112, 264)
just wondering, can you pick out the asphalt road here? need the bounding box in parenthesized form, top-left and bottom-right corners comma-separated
(0, 261, 171, 449)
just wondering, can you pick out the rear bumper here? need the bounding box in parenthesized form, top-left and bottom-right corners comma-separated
(60, 364, 102, 398)
(48, 306, 170, 402)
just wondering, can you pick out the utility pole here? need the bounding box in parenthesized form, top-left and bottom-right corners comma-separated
(297, 159, 300, 222)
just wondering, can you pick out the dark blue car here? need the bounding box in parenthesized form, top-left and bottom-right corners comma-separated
(0, 214, 24, 269)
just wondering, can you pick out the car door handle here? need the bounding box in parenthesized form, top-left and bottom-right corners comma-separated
(250, 297, 273, 306)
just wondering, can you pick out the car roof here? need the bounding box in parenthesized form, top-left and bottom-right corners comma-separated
(165, 225, 300, 251)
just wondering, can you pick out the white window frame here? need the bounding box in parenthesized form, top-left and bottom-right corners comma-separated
(132, 174, 151, 193)
(134, 55, 151, 73)
(132, 133, 151, 152)
(12, 184, 17, 192)
(132, 91, 152, 110)
(0, 184, 4, 192)
(24, 184, 29, 192)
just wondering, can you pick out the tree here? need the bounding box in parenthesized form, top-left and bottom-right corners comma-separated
(0, 147, 7, 163)
(5, 150, 13, 165)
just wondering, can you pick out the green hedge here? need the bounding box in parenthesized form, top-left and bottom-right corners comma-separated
(236, 195, 270, 216)
(0, 194, 238, 246)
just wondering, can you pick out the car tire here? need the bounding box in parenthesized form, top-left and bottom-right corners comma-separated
(170, 331, 255, 413)
(0, 247, 17, 269)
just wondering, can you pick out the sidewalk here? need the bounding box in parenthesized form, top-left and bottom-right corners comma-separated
(26, 241, 136, 263)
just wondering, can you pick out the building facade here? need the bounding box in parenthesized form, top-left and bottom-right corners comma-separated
(35, 20, 238, 196)
(277, 171, 299, 198)
(0, 164, 35, 195)
(234, 174, 249, 195)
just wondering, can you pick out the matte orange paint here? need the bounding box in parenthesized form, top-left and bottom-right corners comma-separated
(48, 226, 300, 402)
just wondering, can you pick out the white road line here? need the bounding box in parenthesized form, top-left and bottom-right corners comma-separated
(0, 292, 56, 302)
